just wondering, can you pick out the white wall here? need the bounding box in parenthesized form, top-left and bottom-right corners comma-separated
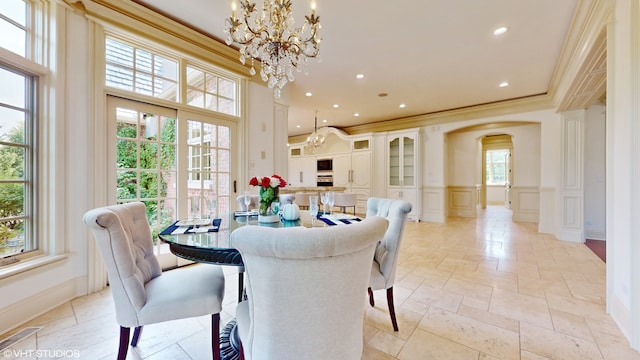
(486, 186, 505, 204)
(584, 103, 606, 240)
(607, 0, 639, 348)
(445, 124, 541, 188)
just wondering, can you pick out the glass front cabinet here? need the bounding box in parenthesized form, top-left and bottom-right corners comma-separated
(387, 129, 420, 220)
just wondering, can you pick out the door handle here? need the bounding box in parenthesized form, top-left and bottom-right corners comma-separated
(300, 171, 303, 183)
(233, 180, 237, 193)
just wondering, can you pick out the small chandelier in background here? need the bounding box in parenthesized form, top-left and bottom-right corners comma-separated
(224, 0, 322, 98)
(307, 110, 326, 151)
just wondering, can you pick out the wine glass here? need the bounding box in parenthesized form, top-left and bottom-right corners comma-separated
(309, 195, 319, 225)
(206, 195, 218, 221)
(327, 191, 335, 215)
(190, 195, 201, 226)
(320, 192, 329, 215)
(244, 191, 252, 221)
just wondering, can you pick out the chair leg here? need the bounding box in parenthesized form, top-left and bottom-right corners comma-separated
(130, 326, 143, 346)
(386, 287, 399, 331)
(238, 341, 245, 360)
(368, 287, 374, 307)
(118, 326, 130, 360)
(212, 313, 221, 360)
(238, 272, 245, 303)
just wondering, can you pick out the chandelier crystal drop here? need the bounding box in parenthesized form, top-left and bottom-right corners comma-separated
(306, 110, 325, 151)
(224, 0, 322, 98)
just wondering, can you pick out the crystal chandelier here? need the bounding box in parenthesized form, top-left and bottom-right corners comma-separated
(224, 0, 322, 98)
(307, 110, 325, 150)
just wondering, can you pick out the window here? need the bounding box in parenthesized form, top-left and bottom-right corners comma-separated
(104, 37, 239, 117)
(0, 0, 26, 57)
(0, 1, 37, 261)
(115, 106, 177, 241)
(186, 66, 237, 116)
(105, 37, 179, 102)
(486, 149, 509, 185)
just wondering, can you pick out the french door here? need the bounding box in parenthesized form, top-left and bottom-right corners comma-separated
(106, 96, 236, 269)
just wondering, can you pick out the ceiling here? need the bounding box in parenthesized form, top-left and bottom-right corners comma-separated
(132, 0, 580, 137)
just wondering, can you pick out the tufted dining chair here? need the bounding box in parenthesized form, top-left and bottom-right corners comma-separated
(278, 193, 295, 205)
(83, 202, 225, 360)
(366, 197, 412, 331)
(232, 216, 388, 360)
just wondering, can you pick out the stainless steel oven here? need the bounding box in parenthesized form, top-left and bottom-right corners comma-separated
(317, 175, 333, 186)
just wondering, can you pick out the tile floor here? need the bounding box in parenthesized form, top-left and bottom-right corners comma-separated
(3, 206, 640, 359)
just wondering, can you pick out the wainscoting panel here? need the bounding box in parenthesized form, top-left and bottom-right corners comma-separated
(447, 186, 477, 218)
(423, 186, 445, 222)
(511, 186, 540, 223)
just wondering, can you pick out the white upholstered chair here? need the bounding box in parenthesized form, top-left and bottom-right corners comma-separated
(83, 202, 225, 360)
(366, 197, 412, 331)
(293, 192, 315, 210)
(278, 193, 295, 205)
(237, 194, 260, 211)
(333, 192, 358, 215)
(232, 216, 388, 360)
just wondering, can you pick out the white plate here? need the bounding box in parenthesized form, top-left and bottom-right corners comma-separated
(176, 219, 211, 226)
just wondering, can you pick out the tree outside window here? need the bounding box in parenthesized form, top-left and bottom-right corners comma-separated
(486, 149, 509, 185)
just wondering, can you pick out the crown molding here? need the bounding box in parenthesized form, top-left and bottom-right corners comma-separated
(550, 0, 613, 111)
(62, 0, 252, 77)
(336, 93, 553, 136)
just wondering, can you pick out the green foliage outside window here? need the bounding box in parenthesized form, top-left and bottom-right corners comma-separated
(0, 126, 25, 253)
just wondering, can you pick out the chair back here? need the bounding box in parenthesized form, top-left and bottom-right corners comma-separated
(232, 217, 388, 360)
(293, 192, 315, 208)
(82, 202, 161, 327)
(237, 194, 260, 211)
(366, 197, 412, 288)
(278, 193, 295, 205)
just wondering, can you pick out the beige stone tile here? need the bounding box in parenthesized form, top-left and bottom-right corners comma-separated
(362, 345, 397, 360)
(418, 307, 520, 359)
(546, 293, 607, 319)
(409, 284, 463, 313)
(549, 308, 595, 341)
(592, 330, 640, 360)
(366, 330, 406, 358)
(489, 288, 553, 329)
(457, 304, 519, 333)
(397, 328, 479, 360)
(521, 349, 553, 359)
(444, 276, 492, 299)
(517, 274, 572, 299)
(520, 322, 604, 360)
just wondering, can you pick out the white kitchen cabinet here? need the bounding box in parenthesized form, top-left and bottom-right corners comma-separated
(288, 153, 316, 187)
(333, 151, 371, 213)
(387, 129, 420, 220)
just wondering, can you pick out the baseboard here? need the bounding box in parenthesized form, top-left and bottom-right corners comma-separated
(0, 277, 79, 337)
(585, 230, 606, 241)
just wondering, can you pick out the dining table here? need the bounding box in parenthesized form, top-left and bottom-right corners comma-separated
(158, 210, 363, 360)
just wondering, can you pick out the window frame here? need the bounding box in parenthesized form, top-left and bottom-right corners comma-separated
(485, 149, 510, 186)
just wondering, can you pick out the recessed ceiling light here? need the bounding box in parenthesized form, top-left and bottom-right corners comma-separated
(354, 113, 360, 117)
(356, 74, 365, 79)
(378, 93, 388, 97)
(499, 81, 509, 88)
(296, 125, 301, 128)
(305, 92, 313, 97)
(493, 27, 508, 36)
(322, 119, 327, 123)
(399, 103, 406, 108)
(332, 104, 339, 108)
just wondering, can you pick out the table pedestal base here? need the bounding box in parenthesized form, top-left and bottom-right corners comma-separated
(220, 319, 240, 360)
